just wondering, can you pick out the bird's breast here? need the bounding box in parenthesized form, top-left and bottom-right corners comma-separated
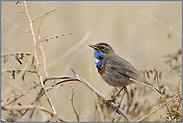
(97, 63, 107, 75)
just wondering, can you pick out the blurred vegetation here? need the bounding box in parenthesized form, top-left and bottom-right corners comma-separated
(1, 1, 182, 122)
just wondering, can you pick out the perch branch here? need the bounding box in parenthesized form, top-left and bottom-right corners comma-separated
(41, 69, 132, 122)
(22, 68, 131, 121)
(88, 56, 104, 122)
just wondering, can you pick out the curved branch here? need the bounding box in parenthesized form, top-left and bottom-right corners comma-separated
(24, 69, 132, 122)
(1, 105, 65, 122)
(44, 69, 131, 122)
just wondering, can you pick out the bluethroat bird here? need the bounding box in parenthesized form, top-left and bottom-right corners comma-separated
(89, 42, 161, 113)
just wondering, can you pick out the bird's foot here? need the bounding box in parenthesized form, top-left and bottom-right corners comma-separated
(115, 104, 121, 115)
(106, 99, 121, 115)
(106, 99, 115, 107)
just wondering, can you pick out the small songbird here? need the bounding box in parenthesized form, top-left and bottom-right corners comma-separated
(89, 42, 161, 113)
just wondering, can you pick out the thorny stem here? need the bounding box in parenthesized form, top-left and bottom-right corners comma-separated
(23, 1, 39, 69)
(70, 87, 81, 122)
(23, 1, 56, 114)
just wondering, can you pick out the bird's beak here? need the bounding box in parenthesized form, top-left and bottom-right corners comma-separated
(89, 44, 99, 49)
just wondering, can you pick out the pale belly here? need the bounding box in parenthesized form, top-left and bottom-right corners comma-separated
(100, 69, 134, 87)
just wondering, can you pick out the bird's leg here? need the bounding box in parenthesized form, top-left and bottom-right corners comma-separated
(116, 86, 127, 114)
(106, 87, 125, 106)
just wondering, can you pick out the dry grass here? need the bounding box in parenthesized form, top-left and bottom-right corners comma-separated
(1, 1, 182, 122)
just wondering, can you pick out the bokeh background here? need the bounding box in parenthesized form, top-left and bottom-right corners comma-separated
(1, 1, 182, 122)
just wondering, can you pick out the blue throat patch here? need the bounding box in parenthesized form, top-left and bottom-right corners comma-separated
(93, 49, 104, 69)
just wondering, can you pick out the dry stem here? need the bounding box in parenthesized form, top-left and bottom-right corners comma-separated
(88, 55, 104, 122)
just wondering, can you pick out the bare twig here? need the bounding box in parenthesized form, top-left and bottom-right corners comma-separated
(1, 72, 35, 104)
(154, 69, 161, 92)
(40, 69, 132, 122)
(2, 69, 37, 74)
(70, 87, 82, 122)
(1, 105, 66, 122)
(36, 2, 48, 77)
(129, 78, 162, 97)
(88, 56, 104, 122)
(1, 47, 36, 107)
(22, 31, 92, 86)
(3, 16, 31, 33)
(1, 52, 32, 58)
(44, 30, 92, 71)
(38, 32, 75, 43)
(154, 70, 173, 120)
(137, 92, 182, 122)
(36, 65, 57, 114)
(30, 68, 131, 121)
(154, 112, 170, 121)
(23, 1, 38, 68)
(31, 9, 57, 22)
(130, 78, 181, 115)
(5, 86, 42, 106)
(23, 1, 56, 115)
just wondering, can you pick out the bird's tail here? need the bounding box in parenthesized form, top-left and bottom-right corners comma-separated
(145, 81, 162, 97)
(129, 78, 162, 97)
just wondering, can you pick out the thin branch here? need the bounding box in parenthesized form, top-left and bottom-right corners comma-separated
(22, 31, 92, 86)
(43, 30, 92, 71)
(70, 87, 82, 122)
(2, 69, 37, 74)
(23, 1, 56, 115)
(33, 69, 131, 122)
(88, 55, 104, 122)
(1, 52, 32, 57)
(31, 9, 56, 22)
(137, 92, 182, 122)
(129, 78, 162, 97)
(1, 47, 36, 106)
(130, 78, 181, 115)
(36, 2, 49, 77)
(5, 86, 42, 106)
(1, 72, 35, 104)
(154, 70, 173, 120)
(38, 32, 75, 43)
(23, 1, 39, 70)
(154, 69, 161, 92)
(36, 66, 57, 114)
(74, 69, 132, 121)
(1, 105, 66, 122)
(3, 16, 31, 33)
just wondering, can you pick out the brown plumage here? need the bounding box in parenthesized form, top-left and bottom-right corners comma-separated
(89, 42, 161, 112)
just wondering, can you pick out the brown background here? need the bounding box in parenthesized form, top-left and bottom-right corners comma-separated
(1, 1, 182, 121)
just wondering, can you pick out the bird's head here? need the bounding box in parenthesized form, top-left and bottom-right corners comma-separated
(89, 42, 114, 55)
(89, 42, 114, 63)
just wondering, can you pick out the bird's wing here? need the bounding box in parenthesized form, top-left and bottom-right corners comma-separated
(106, 56, 148, 84)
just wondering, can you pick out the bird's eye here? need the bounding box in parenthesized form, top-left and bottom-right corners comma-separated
(101, 46, 105, 49)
